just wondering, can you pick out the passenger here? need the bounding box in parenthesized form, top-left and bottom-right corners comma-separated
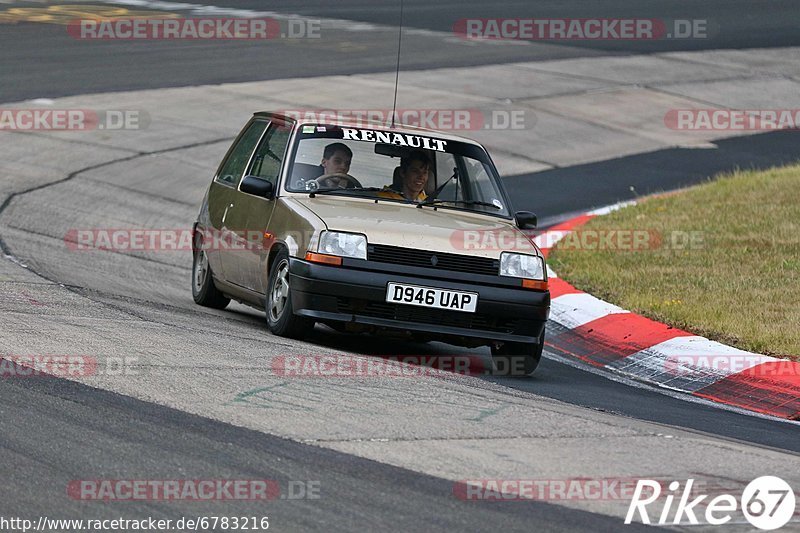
(379, 150, 430, 202)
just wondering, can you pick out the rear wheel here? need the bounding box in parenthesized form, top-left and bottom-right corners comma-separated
(491, 329, 544, 377)
(192, 248, 230, 309)
(266, 249, 314, 338)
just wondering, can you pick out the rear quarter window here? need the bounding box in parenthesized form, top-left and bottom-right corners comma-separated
(216, 120, 268, 186)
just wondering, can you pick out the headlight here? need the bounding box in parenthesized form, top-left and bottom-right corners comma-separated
(318, 231, 367, 260)
(499, 252, 545, 280)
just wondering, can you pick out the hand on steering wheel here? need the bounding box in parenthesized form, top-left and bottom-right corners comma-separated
(314, 173, 362, 189)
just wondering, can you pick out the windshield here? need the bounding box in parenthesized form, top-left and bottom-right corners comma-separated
(284, 124, 511, 217)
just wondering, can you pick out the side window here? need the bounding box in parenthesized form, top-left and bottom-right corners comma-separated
(216, 120, 268, 185)
(248, 122, 292, 185)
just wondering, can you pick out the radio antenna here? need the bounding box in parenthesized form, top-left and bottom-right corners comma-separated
(390, 0, 404, 128)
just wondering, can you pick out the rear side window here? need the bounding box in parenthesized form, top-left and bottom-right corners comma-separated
(247, 121, 292, 186)
(216, 120, 268, 186)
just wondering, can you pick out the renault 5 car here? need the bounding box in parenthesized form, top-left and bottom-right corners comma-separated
(192, 112, 549, 375)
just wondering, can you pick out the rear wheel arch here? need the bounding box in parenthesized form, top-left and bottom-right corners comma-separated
(191, 232, 230, 310)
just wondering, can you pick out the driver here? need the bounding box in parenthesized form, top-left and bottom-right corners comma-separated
(316, 143, 354, 188)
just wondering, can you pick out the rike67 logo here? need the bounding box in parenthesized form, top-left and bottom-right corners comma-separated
(625, 476, 796, 530)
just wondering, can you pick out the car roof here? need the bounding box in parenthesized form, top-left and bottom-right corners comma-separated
(253, 111, 485, 147)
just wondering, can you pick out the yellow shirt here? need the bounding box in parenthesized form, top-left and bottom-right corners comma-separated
(377, 186, 427, 202)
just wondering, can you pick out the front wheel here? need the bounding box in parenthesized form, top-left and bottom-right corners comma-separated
(491, 329, 545, 377)
(265, 249, 314, 338)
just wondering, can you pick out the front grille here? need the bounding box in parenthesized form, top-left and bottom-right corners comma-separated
(336, 298, 517, 334)
(368, 244, 499, 276)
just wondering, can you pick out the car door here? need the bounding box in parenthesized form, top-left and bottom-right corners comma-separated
(226, 119, 293, 293)
(209, 119, 269, 284)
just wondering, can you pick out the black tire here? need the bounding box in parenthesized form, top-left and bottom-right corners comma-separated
(265, 248, 314, 338)
(192, 248, 230, 309)
(491, 329, 544, 377)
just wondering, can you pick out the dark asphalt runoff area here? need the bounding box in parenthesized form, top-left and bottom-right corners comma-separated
(509, 129, 800, 220)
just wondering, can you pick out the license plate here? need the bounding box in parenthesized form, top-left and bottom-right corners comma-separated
(386, 283, 478, 313)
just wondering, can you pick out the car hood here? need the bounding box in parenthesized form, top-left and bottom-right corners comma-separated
(289, 196, 539, 259)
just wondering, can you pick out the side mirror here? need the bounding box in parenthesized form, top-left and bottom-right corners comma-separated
(240, 175, 274, 199)
(514, 211, 537, 229)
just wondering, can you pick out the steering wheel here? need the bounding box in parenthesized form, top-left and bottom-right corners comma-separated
(314, 173, 362, 189)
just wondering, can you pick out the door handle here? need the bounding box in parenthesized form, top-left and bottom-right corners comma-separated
(222, 203, 234, 225)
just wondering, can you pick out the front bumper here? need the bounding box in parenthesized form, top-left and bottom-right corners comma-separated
(288, 258, 550, 344)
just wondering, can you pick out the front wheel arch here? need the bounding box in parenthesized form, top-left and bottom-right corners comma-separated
(266, 243, 288, 280)
(264, 247, 313, 338)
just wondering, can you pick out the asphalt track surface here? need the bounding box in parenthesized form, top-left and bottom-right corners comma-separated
(2, 1, 800, 531)
(2, 372, 648, 532)
(2, 0, 800, 102)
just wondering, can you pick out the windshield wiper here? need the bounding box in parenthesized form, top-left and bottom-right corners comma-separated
(419, 199, 502, 210)
(307, 186, 383, 198)
(417, 168, 499, 210)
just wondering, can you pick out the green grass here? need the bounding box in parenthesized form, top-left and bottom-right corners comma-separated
(548, 164, 800, 360)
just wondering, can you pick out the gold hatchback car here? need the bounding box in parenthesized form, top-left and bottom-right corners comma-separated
(192, 113, 550, 375)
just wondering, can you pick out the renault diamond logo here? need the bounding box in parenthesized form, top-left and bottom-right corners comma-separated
(430, 255, 438, 266)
